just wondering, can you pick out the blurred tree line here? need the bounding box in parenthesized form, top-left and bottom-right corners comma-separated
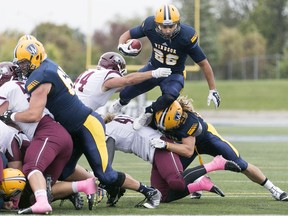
(0, 0, 287, 80)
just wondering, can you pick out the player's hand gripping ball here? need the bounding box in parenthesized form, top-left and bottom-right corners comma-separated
(118, 39, 142, 57)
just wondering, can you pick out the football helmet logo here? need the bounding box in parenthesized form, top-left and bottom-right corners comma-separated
(155, 100, 183, 130)
(13, 39, 47, 77)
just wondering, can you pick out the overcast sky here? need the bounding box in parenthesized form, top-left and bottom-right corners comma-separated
(1, 0, 173, 34)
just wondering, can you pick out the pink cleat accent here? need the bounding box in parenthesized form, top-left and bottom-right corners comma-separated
(78, 177, 97, 195)
(204, 155, 241, 172)
(198, 176, 215, 191)
(204, 155, 226, 172)
(188, 176, 225, 197)
(18, 201, 52, 214)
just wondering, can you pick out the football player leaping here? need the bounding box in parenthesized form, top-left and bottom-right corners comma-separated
(110, 4, 220, 130)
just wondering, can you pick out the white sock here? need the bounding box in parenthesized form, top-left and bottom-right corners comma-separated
(263, 179, 274, 190)
(72, 182, 78, 193)
(263, 180, 283, 193)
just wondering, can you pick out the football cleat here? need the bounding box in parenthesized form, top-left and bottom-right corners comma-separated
(18, 202, 52, 214)
(190, 191, 202, 199)
(59, 193, 84, 210)
(106, 186, 126, 207)
(17, 207, 33, 214)
(135, 188, 162, 209)
(96, 186, 105, 204)
(87, 194, 95, 210)
(224, 160, 241, 172)
(133, 112, 153, 130)
(210, 185, 225, 197)
(270, 187, 288, 201)
(46, 175, 53, 203)
(109, 99, 123, 114)
(212, 155, 241, 172)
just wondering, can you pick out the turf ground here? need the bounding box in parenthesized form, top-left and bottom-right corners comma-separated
(2, 80, 288, 215)
(16, 123, 286, 215)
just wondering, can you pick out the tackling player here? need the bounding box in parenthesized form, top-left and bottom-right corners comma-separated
(74, 52, 171, 112)
(151, 96, 288, 201)
(0, 61, 97, 213)
(104, 114, 241, 203)
(110, 4, 220, 130)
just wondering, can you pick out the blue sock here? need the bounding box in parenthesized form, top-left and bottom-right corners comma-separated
(137, 182, 153, 195)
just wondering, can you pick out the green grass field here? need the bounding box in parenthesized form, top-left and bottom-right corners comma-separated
(3, 80, 288, 215)
(145, 79, 288, 111)
(45, 123, 287, 215)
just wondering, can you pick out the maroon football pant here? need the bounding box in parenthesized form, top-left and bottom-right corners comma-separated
(22, 115, 73, 185)
(150, 149, 185, 202)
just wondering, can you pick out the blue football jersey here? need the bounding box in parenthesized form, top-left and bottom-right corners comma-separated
(162, 111, 207, 143)
(25, 59, 92, 132)
(129, 16, 207, 74)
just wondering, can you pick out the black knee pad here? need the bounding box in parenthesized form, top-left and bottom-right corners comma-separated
(114, 171, 126, 187)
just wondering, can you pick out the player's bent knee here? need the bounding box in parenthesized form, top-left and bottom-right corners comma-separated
(98, 171, 125, 187)
(168, 178, 186, 191)
(234, 157, 248, 171)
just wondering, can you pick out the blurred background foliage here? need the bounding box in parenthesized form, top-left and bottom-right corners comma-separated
(0, 0, 287, 80)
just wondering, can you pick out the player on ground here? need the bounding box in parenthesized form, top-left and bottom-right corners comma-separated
(110, 4, 220, 130)
(1, 37, 162, 211)
(152, 96, 288, 201)
(104, 114, 241, 202)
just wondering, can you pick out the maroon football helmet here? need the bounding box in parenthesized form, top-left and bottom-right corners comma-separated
(98, 52, 127, 75)
(0, 62, 21, 87)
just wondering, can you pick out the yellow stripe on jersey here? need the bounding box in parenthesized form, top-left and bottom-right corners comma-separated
(26, 80, 39, 92)
(187, 123, 198, 135)
(83, 115, 108, 172)
(191, 33, 198, 43)
(207, 123, 239, 157)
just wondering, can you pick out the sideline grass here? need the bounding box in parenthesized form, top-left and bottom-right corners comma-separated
(144, 79, 288, 111)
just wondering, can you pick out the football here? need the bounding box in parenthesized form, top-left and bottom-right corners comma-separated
(128, 39, 142, 54)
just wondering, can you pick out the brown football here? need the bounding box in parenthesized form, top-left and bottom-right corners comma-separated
(129, 39, 142, 51)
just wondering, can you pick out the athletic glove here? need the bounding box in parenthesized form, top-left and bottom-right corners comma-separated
(0, 110, 14, 123)
(151, 68, 172, 78)
(149, 138, 167, 149)
(207, 90, 221, 108)
(118, 40, 139, 57)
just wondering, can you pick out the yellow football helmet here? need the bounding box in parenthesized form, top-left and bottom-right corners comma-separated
(155, 100, 183, 130)
(17, 34, 37, 43)
(0, 168, 26, 197)
(13, 39, 47, 77)
(155, 4, 181, 40)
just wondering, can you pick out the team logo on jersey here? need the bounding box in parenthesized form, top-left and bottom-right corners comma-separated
(191, 33, 198, 43)
(26, 44, 38, 55)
